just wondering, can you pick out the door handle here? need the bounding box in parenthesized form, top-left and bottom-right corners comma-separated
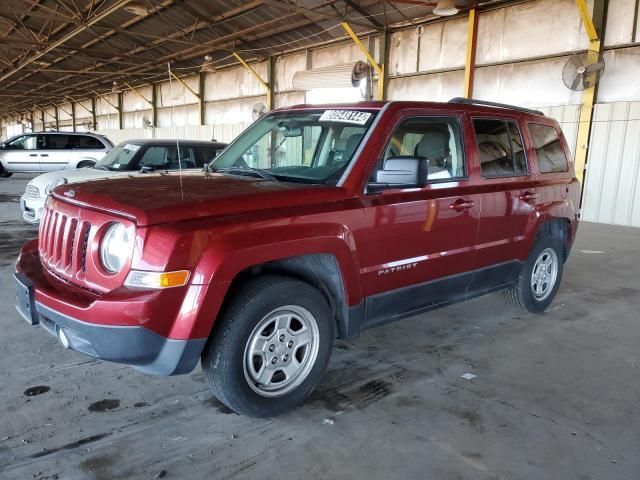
(29, 153, 37, 157)
(519, 191, 538, 201)
(449, 199, 475, 212)
(40, 154, 49, 157)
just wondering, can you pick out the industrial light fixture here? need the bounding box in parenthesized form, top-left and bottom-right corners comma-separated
(111, 81, 119, 93)
(201, 55, 216, 73)
(123, 1, 149, 16)
(433, 0, 459, 16)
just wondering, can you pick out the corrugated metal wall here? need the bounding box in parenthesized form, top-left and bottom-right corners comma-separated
(581, 102, 640, 227)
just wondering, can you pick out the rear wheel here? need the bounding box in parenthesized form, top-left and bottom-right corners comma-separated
(0, 165, 12, 178)
(506, 234, 564, 313)
(201, 275, 334, 417)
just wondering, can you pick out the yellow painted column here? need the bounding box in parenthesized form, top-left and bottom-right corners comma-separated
(463, 8, 478, 99)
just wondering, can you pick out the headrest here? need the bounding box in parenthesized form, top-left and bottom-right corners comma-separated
(415, 130, 449, 161)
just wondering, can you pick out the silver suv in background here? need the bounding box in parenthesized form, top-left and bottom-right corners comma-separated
(0, 131, 113, 177)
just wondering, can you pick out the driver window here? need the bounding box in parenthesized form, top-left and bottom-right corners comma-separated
(6, 135, 37, 150)
(373, 117, 465, 183)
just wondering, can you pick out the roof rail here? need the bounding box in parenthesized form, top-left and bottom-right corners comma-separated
(449, 97, 544, 116)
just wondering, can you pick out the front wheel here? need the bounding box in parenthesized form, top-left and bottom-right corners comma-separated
(506, 234, 564, 313)
(77, 161, 95, 168)
(0, 165, 12, 178)
(201, 275, 334, 417)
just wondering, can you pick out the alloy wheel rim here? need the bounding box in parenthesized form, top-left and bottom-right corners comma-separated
(243, 305, 320, 397)
(530, 248, 558, 301)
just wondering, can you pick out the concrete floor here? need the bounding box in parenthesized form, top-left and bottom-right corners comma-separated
(1, 173, 639, 480)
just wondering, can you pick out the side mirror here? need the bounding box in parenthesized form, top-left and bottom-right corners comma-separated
(369, 156, 428, 190)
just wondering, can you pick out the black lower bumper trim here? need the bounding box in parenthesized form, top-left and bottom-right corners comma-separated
(36, 302, 205, 376)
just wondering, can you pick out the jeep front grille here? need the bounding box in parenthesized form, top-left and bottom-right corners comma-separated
(39, 206, 91, 280)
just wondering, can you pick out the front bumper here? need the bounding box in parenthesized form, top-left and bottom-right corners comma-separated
(20, 195, 44, 224)
(14, 246, 209, 376)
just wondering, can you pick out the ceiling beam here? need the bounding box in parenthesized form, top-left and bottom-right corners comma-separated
(0, 0, 131, 82)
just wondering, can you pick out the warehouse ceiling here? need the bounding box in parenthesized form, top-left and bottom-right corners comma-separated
(0, 0, 498, 116)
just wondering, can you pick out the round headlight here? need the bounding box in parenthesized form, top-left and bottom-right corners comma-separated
(100, 222, 132, 273)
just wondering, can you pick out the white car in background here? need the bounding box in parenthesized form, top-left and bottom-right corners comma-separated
(0, 132, 113, 177)
(20, 139, 227, 223)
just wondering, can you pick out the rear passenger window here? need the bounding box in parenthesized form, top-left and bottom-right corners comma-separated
(75, 136, 105, 149)
(473, 119, 528, 177)
(43, 135, 72, 150)
(528, 123, 567, 173)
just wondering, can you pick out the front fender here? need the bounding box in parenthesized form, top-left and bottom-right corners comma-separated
(191, 222, 363, 306)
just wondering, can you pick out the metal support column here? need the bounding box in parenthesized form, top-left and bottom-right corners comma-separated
(267, 56, 276, 110)
(117, 92, 123, 130)
(574, 0, 607, 187)
(198, 72, 206, 125)
(71, 102, 76, 132)
(54, 106, 59, 131)
(91, 98, 97, 130)
(464, 8, 479, 99)
(151, 83, 158, 128)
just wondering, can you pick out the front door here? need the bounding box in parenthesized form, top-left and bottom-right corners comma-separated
(1, 134, 40, 172)
(359, 114, 480, 327)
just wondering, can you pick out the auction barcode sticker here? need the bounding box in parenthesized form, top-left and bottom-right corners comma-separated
(319, 110, 372, 125)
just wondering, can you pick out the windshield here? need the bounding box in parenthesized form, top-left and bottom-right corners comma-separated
(95, 143, 141, 171)
(210, 109, 377, 185)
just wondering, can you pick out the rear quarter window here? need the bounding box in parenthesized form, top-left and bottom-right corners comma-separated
(528, 123, 568, 173)
(75, 135, 107, 149)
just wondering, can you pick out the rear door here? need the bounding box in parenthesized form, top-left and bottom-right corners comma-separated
(359, 113, 480, 327)
(469, 116, 536, 290)
(38, 134, 73, 171)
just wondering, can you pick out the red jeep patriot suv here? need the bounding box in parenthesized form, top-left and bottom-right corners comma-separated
(14, 99, 580, 417)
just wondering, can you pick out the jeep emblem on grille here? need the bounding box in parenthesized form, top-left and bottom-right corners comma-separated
(63, 189, 76, 198)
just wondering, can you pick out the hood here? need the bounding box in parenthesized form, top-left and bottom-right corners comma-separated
(51, 171, 348, 226)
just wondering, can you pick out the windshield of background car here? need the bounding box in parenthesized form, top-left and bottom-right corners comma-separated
(95, 143, 142, 171)
(210, 109, 378, 185)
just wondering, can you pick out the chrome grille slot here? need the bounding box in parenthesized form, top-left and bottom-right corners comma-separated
(39, 204, 90, 280)
(80, 223, 91, 273)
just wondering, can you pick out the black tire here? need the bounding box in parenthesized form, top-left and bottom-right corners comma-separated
(201, 274, 334, 417)
(506, 234, 564, 313)
(77, 161, 95, 168)
(0, 166, 11, 178)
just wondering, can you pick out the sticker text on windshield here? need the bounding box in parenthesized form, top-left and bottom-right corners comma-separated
(319, 110, 372, 125)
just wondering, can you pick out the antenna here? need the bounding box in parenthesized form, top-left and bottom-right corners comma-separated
(167, 62, 184, 199)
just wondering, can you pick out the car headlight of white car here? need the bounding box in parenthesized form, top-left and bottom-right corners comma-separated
(44, 177, 68, 195)
(100, 222, 133, 273)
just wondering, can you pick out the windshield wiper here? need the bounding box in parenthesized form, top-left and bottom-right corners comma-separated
(213, 166, 278, 181)
(94, 165, 110, 171)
